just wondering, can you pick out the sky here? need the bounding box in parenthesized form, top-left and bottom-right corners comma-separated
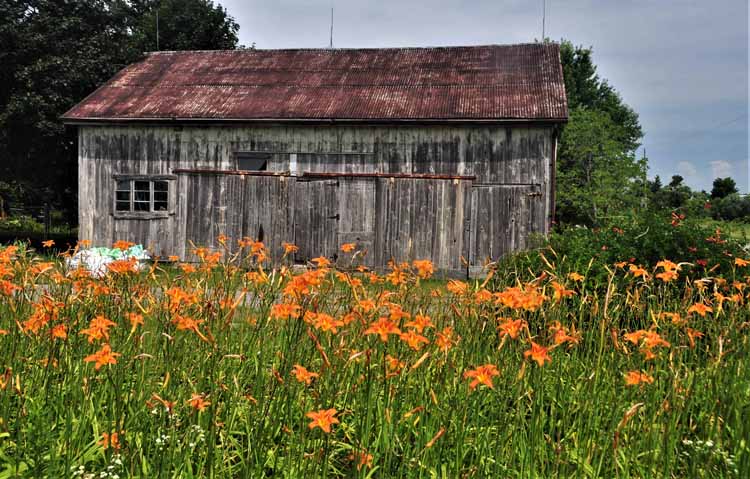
(219, 0, 749, 193)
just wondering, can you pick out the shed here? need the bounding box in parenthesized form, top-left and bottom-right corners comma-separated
(62, 43, 568, 276)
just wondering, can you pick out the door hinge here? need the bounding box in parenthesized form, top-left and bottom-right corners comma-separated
(328, 214, 340, 220)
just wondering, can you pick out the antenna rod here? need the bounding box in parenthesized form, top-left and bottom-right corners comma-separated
(329, 7, 334, 49)
(156, 9, 160, 50)
(542, 0, 546, 40)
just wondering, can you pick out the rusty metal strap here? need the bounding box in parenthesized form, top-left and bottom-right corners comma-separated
(172, 169, 291, 177)
(300, 172, 476, 180)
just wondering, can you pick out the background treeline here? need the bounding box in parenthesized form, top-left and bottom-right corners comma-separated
(0, 0, 240, 229)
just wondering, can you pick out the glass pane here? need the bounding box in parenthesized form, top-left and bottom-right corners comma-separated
(153, 191, 168, 202)
(135, 190, 150, 202)
(116, 191, 130, 201)
(115, 201, 130, 211)
(116, 180, 130, 191)
(238, 157, 267, 171)
(154, 201, 168, 212)
(154, 181, 168, 192)
(133, 201, 149, 212)
(134, 181, 150, 192)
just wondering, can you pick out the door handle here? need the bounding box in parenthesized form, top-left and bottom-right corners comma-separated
(328, 214, 340, 220)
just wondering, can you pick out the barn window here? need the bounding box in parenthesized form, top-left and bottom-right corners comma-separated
(236, 152, 270, 171)
(114, 178, 170, 214)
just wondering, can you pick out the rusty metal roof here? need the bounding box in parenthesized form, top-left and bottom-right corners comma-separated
(62, 43, 568, 123)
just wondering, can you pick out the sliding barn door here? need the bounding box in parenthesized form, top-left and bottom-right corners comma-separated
(293, 179, 340, 262)
(468, 184, 545, 276)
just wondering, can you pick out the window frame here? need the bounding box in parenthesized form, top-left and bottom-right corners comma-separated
(112, 174, 176, 219)
(235, 151, 271, 172)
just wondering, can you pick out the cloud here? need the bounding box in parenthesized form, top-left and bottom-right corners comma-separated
(677, 161, 698, 179)
(710, 160, 732, 179)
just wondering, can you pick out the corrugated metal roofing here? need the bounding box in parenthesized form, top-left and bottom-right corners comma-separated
(62, 43, 568, 122)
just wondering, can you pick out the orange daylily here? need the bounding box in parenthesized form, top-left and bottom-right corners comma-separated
(474, 288, 494, 304)
(387, 304, 411, 321)
(412, 259, 434, 279)
(434, 327, 457, 353)
(357, 298, 377, 313)
(687, 303, 713, 317)
(306, 408, 339, 433)
(624, 370, 654, 386)
(568, 272, 584, 282)
(399, 330, 430, 351)
(312, 313, 345, 334)
(386, 354, 405, 374)
(656, 259, 679, 271)
(463, 364, 500, 390)
(99, 431, 121, 450)
(79, 315, 117, 343)
(187, 394, 211, 412)
(549, 321, 581, 347)
(494, 285, 546, 311)
(549, 281, 575, 301)
(446, 280, 468, 295)
(655, 270, 678, 282)
(41, 240, 55, 248)
(292, 365, 319, 385)
(523, 341, 552, 367)
(364, 317, 402, 342)
(642, 330, 671, 349)
(270, 302, 301, 320)
(84, 344, 121, 370)
(311, 256, 331, 268)
(405, 314, 433, 333)
(50, 324, 67, 340)
(340, 243, 356, 253)
(685, 328, 704, 348)
(497, 318, 526, 340)
(735, 257, 749, 267)
(628, 264, 649, 279)
(660, 312, 683, 325)
(113, 240, 135, 251)
(282, 242, 299, 255)
(350, 450, 374, 471)
(623, 330, 647, 345)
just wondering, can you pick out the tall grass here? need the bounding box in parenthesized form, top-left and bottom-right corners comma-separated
(0, 241, 747, 478)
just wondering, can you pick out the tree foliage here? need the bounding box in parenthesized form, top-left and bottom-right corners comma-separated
(555, 40, 645, 225)
(711, 177, 738, 199)
(128, 0, 239, 52)
(0, 0, 240, 218)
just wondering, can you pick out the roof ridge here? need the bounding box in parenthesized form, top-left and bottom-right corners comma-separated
(144, 42, 558, 55)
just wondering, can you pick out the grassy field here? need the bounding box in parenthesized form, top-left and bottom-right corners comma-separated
(0, 241, 748, 478)
(698, 219, 750, 244)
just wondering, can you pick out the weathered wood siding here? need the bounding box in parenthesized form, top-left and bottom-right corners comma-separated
(78, 123, 554, 275)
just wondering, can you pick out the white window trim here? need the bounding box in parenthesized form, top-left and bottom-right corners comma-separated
(111, 174, 176, 219)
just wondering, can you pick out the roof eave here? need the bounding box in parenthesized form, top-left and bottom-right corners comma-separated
(61, 116, 569, 126)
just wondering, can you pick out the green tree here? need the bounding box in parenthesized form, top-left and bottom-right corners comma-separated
(555, 40, 645, 225)
(556, 109, 646, 224)
(710, 177, 738, 199)
(0, 0, 240, 220)
(649, 175, 662, 194)
(669, 175, 684, 188)
(129, 0, 239, 52)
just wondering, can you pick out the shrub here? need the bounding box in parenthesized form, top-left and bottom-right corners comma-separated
(710, 194, 750, 221)
(494, 210, 746, 284)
